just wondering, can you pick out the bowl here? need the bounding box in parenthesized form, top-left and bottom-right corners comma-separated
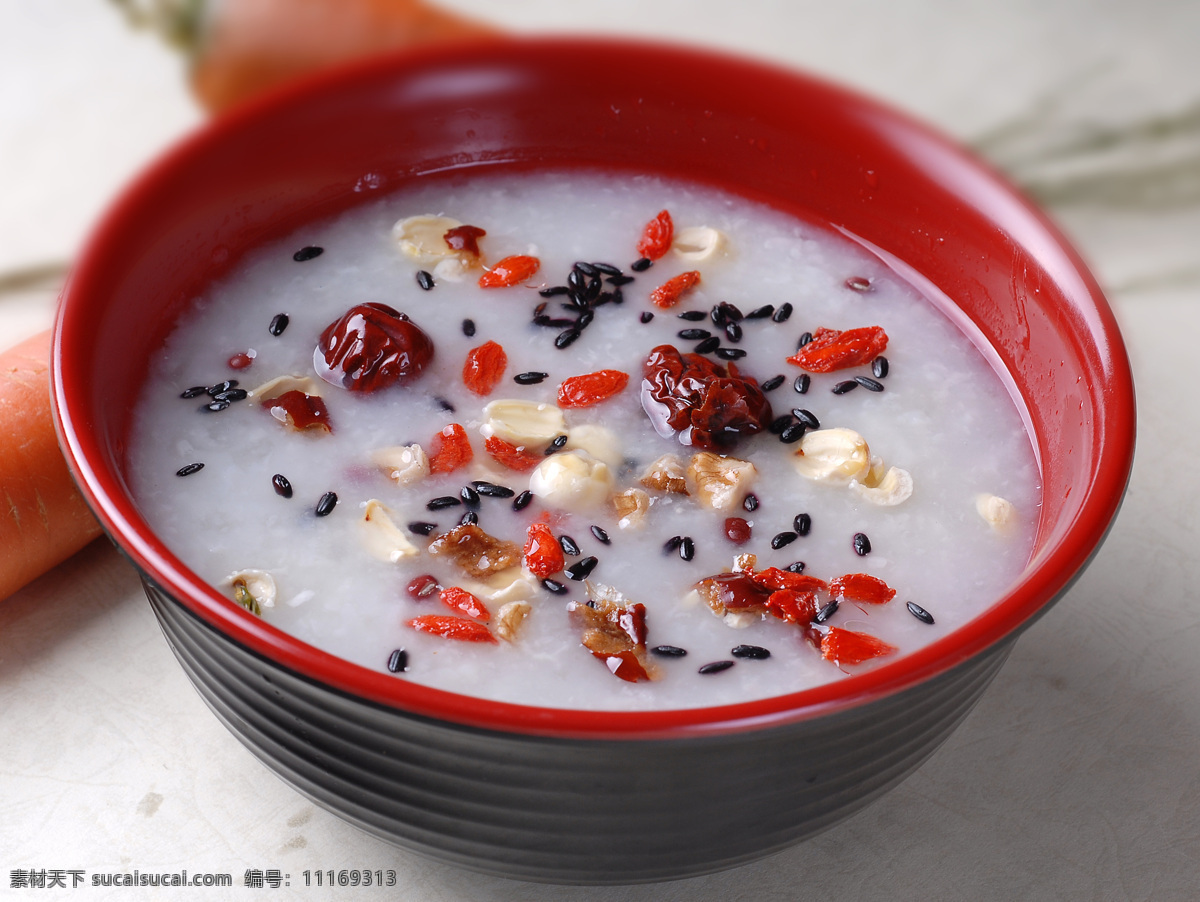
(51, 37, 1135, 884)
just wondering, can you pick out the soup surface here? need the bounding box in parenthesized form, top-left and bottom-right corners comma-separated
(129, 170, 1040, 710)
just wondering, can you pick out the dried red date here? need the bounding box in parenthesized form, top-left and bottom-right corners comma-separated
(314, 303, 434, 392)
(443, 224, 486, 256)
(640, 344, 772, 451)
(266, 390, 332, 433)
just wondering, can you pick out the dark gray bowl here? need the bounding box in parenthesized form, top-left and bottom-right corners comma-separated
(52, 38, 1135, 883)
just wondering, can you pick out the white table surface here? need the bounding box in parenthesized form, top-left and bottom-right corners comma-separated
(2, 1, 1198, 898)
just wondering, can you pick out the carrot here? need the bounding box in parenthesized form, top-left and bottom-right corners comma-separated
(189, 0, 500, 112)
(0, 330, 102, 601)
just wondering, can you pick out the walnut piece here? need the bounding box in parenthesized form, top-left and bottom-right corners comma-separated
(686, 451, 757, 510)
(494, 601, 532, 642)
(612, 487, 651, 529)
(427, 523, 522, 579)
(640, 453, 689, 495)
(372, 444, 429, 486)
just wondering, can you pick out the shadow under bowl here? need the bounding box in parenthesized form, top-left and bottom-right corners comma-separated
(51, 37, 1135, 884)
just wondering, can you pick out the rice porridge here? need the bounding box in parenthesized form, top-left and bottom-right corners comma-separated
(128, 169, 1040, 710)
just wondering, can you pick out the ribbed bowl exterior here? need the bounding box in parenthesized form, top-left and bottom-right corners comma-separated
(146, 576, 1012, 884)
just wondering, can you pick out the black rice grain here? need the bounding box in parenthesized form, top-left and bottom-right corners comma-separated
(760, 375, 785, 392)
(679, 536, 696, 561)
(436, 397, 455, 412)
(791, 408, 820, 429)
(211, 388, 247, 402)
(715, 347, 746, 360)
(699, 660, 735, 675)
(779, 423, 806, 444)
(872, 356, 889, 379)
(768, 415, 793, 434)
(815, 598, 839, 623)
(631, 257, 652, 272)
(426, 496, 461, 511)
(292, 245, 324, 262)
(678, 310, 707, 321)
(565, 556, 598, 581)
(652, 645, 688, 657)
(460, 485, 481, 508)
(593, 262, 622, 276)
(772, 302, 794, 323)
(180, 386, 207, 399)
(678, 328, 711, 341)
(640, 311, 655, 324)
(512, 490, 534, 511)
(574, 261, 598, 277)
(472, 481, 515, 498)
(408, 521, 438, 536)
(663, 535, 684, 555)
(794, 512, 812, 536)
(855, 375, 885, 392)
(416, 270, 435, 291)
(784, 560, 806, 573)
(176, 462, 204, 477)
(272, 473, 293, 498)
(853, 532, 872, 555)
(514, 371, 549, 385)
(732, 644, 771, 660)
(694, 336, 721, 354)
(461, 318, 476, 337)
(907, 601, 935, 624)
(554, 328, 582, 350)
(559, 534, 581, 556)
(832, 380, 858, 394)
(743, 493, 760, 512)
(607, 274, 635, 286)
(542, 578, 569, 595)
(590, 524, 611, 545)
(771, 531, 798, 549)
(268, 313, 289, 336)
(386, 648, 409, 673)
(206, 380, 238, 396)
(459, 510, 478, 526)
(746, 304, 774, 319)
(202, 400, 230, 412)
(315, 491, 338, 517)
(539, 285, 569, 297)
(724, 321, 743, 343)
(793, 373, 811, 394)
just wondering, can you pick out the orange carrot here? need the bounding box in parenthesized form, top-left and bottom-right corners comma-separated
(190, 0, 500, 112)
(0, 330, 102, 601)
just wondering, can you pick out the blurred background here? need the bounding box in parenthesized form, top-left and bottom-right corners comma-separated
(2, 1, 1198, 899)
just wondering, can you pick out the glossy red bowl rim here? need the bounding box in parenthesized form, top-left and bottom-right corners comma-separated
(52, 36, 1135, 740)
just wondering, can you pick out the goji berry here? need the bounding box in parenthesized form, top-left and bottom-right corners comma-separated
(828, 573, 896, 605)
(524, 522, 565, 579)
(228, 352, 254, 370)
(636, 209, 674, 260)
(462, 340, 507, 396)
(478, 255, 540, 288)
(786, 326, 889, 373)
(443, 224, 486, 256)
(557, 369, 630, 408)
(592, 649, 653, 683)
(428, 423, 473, 474)
(440, 586, 491, 622)
(408, 614, 497, 643)
(649, 270, 701, 308)
(748, 567, 827, 594)
(484, 435, 542, 472)
(724, 517, 752, 544)
(820, 627, 897, 665)
(765, 589, 819, 625)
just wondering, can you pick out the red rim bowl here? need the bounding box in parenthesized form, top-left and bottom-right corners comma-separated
(52, 37, 1135, 741)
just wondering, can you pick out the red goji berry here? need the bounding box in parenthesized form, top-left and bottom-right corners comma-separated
(557, 369, 630, 408)
(828, 573, 897, 605)
(524, 522, 565, 579)
(478, 254, 540, 288)
(443, 224, 486, 256)
(649, 270, 701, 309)
(765, 589, 819, 625)
(636, 209, 674, 260)
(408, 614, 497, 643)
(724, 517, 752, 544)
(592, 650, 653, 683)
(440, 586, 491, 622)
(748, 567, 827, 594)
(228, 352, 254, 370)
(462, 340, 507, 396)
(428, 423, 473, 474)
(786, 326, 889, 373)
(484, 435, 542, 472)
(820, 627, 897, 665)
